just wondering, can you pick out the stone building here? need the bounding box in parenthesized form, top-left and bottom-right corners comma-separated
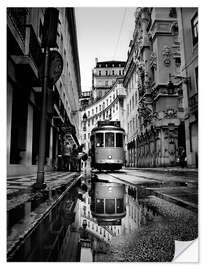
(7, 8, 81, 176)
(177, 8, 198, 167)
(92, 58, 125, 101)
(124, 8, 186, 167)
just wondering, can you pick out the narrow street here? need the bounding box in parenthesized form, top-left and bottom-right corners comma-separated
(6, 7, 198, 263)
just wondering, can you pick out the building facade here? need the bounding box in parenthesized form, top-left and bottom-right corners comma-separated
(7, 8, 81, 176)
(80, 77, 126, 154)
(124, 8, 186, 167)
(177, 8, 198, 167)
(92, 59, 125, 101)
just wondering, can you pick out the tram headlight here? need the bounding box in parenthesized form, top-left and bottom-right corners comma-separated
(108, 155, 112, 159)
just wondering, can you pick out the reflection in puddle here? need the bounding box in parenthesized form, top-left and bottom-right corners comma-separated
(8, 175, 198, 262)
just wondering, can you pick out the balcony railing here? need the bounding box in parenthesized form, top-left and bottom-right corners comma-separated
(189, 93, 198, 113)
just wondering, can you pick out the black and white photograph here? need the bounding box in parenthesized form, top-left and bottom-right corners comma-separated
(5, 2, 199, 264)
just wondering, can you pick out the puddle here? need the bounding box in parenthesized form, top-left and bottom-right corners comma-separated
(7, 174, 198, 262)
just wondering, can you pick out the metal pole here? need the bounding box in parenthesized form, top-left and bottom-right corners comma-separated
(34, 46, 49, 189)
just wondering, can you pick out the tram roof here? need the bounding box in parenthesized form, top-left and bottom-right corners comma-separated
(91, 125, 125, 133)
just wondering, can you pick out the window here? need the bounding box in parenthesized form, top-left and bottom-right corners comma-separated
(105, 132, 114, 147)
(84, 133, 86, 140)
(106, 71, 108, 76)
(116, 133, 123, 147)
(119, 70, 121, 75)
(96, 199, 104, 214)
(92, 118, 94, 125)
(116, 198, 124, 213)
(191, 12, 198, 45)
(88, 120, 90, 127)
(88, 111, 90, 117)
(88, 133, 90, 139)
(107, 99, 108, 106)
(99, 105, 102, 111)
(195, 66, 198, 91)
(99, 71, 101, 76)
(105, 81, 108, 86)
(96, 107, 98, 113)
(96, 133, 104, 147)
(105, 199, 115, 214)
(132, 95, 134, 110)
(92, 109, 94, 115)
(112, 70, 114, 75)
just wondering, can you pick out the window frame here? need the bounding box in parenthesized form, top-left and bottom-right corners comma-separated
(191, 12, 198, 46)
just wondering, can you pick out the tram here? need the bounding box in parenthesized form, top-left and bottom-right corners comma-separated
(90, 180, 126, 225)
(90, 121, 125, 171)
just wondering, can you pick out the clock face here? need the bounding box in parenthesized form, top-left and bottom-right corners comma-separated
(48, 51, 63, 85)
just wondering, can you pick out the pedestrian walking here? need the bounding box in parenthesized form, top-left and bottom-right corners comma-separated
(178, 146, 187, 168)
(63, 142, 72, 171)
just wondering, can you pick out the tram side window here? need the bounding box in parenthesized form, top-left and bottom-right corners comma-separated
(116, 198, 124, 213)
(96, 133, 104, 147)
(116, 133, 123, 147)
(105, 199, 115, 214)
(105, 132, 114, 147)
(96, 199, 104, 213)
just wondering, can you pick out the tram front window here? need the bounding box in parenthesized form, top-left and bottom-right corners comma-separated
(105, 132, 114, 147)
(105, 199, 115, 214)
(95, 199, 104, 213)
(116, 133, 123, 147)
(116, 198, 124, 213)
(96, 133, 104, 147)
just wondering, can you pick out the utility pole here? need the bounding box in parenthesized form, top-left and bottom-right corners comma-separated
(33, 8, 59, 189)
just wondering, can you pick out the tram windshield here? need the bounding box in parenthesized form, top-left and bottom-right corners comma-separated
(105, 199, 115, 214)
(105, 132, 114, 147)
(116, 133, 123, 147)
(95, 133, 104, 147)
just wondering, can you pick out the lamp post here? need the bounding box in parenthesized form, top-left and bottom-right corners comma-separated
(33, 8, 59, 190)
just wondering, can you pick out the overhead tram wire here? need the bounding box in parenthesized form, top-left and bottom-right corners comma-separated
(113, 8, 127, 60)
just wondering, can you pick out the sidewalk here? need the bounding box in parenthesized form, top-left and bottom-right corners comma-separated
(124, 166, 198, 175)
(7, 170, 81, 255)
(7, 171, 81, 211)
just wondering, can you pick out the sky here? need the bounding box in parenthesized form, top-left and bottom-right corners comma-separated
(75, 7, 136, 92)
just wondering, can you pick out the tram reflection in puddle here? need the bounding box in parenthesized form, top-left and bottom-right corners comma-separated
(90, 180, 126, 225)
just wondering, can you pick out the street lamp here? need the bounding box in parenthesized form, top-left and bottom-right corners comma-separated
(83, 113, 87, 131)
